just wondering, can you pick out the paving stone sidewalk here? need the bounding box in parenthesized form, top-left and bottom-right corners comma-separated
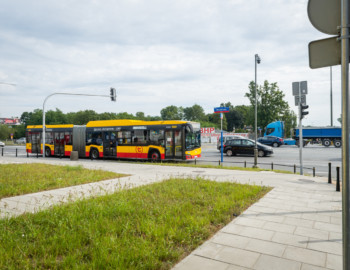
(0, 157, 342, 269)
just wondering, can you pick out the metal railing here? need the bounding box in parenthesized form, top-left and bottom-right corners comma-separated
(0, 147, 342, 192)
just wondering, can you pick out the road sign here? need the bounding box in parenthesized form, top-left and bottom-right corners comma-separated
(295, 95, 306, 106)
(214, 107, 229, 113)
(309, 37, 341, 69)
(300, 81, 308, 95)
(307, 0, 340, 35)
(292, 81, 308, 96)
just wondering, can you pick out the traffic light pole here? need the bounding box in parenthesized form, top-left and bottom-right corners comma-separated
(298, 89, 303, 175)
(341, 0, 350, 268)
(42, 91, 115, 159)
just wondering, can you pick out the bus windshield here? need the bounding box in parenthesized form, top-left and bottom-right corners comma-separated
(185, 124, 201, 150)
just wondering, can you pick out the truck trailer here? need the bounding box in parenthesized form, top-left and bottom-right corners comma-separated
(293, 126, 342, 147)
(264, 121, 342, 147)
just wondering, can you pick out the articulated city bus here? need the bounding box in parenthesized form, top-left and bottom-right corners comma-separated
(26, 120, 201, 161)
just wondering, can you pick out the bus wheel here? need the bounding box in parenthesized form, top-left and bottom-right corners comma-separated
(90, 149, 99, 159)
(150, 151, 160, 162)
(334, 140, 342, 148)
(45, 147, 51, 157)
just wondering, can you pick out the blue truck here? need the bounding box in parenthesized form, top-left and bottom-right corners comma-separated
(264, 121, 342, 147)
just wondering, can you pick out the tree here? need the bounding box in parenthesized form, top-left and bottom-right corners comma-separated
(160, 106, 183, 120)
(245, 80, 292, 131)
(183, 104, 206, 122)
(207, 113, 227, 130)
(281, 110, 297, 137)
(219, 102, 244, 131)
(135, 112, 145, 120)
(0, 125, 11, 140)
(235, 105, 253, 128)
(46, 108, 67, 125)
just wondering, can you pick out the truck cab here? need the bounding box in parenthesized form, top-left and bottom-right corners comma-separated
(264, 121, 284, 138)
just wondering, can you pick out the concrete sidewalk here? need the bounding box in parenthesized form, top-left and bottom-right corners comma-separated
(0, 157, 342, 269)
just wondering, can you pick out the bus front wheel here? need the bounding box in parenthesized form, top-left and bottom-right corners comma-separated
(90, 149, 99, 159)
(45, 147, 51, 157)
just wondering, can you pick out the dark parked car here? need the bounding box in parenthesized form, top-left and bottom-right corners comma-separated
(217, 135, 245, 150)
(257, 136, 284, 147)
(224, 138, 273, 157)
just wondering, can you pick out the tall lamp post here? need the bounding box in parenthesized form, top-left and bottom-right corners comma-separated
(253, 54, 261, 168)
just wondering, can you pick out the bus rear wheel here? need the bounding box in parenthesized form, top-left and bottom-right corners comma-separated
(149, 151, 160, 162)
(90, 149, 99, 159)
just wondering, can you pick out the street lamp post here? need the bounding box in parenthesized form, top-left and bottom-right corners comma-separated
(253, 54, 261, 168)
(42, 90, 116, 158)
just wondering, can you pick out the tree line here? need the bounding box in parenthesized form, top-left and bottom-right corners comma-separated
(0, 80, 297, 140)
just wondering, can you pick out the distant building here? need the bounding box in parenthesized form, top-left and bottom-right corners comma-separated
(0, 117, 21, 125)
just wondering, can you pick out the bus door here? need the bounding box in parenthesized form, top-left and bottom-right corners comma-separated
(103, 132, 117, 157)
(31, 132, 41, 154)
(165, 129, 183, 159)
(54, 132, 65, 156)
(174, 130, 183, 158)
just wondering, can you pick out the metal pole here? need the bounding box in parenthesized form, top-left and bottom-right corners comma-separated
(42, 91, 114, 159)
(220, 113, 223, 164)
(337, 166, 341, 192)
(299, 87, 303, 175)
(331, 66, 334, 126)
(253, 54, 259, 168)
(341, 0, 350, 268)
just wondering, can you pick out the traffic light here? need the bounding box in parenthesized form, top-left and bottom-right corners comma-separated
(110, 87, 116, 102)
(300, 104, 309, 119)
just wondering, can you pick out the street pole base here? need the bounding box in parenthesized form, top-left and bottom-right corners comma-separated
(252, 165, 259, 169)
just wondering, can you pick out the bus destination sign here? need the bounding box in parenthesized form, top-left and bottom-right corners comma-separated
(214, 107, 229, 113)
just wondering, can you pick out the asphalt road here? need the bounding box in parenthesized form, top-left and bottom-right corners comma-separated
(1, 144, 342, 179)
(201, 143, 342, 178)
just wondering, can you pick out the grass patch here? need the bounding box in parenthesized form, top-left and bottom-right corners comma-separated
(0, 178, 270, 269)
(0, 164, 126, 199)
(143, 161, 293, 174)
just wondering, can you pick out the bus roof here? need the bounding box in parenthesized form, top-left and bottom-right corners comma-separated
(86, 119, 189, 127)
(27, 124, 74, 129)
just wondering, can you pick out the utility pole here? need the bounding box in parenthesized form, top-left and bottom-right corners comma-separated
(331, 66, 333, 126)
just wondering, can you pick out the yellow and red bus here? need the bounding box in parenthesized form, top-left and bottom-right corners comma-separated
(26, 120, 201, 161)
(26, 124, 74, 157)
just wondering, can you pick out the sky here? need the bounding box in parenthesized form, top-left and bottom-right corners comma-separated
(0, 0, 341, 127)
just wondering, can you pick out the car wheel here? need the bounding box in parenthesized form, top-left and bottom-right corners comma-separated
(226, 149, 233, 156)
(272, 142, 278, 147)
(90, 148, 99, 159)
(258, 150, 265, 157)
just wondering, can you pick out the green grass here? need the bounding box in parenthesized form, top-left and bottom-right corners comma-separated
(0, 164, 126, 199)
(0, 178, 270, 269)
(143, 161, 294, 174)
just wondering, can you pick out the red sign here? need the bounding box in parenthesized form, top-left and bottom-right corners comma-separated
(201, 127, 215, 134)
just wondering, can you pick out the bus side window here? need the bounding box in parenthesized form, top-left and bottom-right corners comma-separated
(150, 129, 164, 146)
(118, 131, 131, 145)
